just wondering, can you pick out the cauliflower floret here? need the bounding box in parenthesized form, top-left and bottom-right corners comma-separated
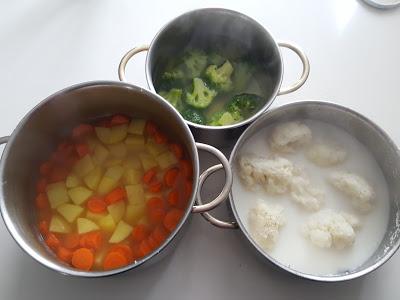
(340, 212, 362, 230)
(238, 155, 295, 194)
(329, 171, 374, 213)
(269, 121, 312, 153)
(303, 210, 359, 249)
(289, 175, 324, 211)
(306, 143, 347, 167)
(248, 201, 286, 250)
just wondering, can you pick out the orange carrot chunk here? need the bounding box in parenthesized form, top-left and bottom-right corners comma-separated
(154, 131, 168, 144)
(167, 189, 180, 207)
(63, 233, 81, 249)
(131, 224, 150, 242)
(184, 180, 193, 199)
(57, 246, 73, 263)
(39, 161, 53, 176)
(110, 244, 134, 262)
(145, 121, 158, 136)
(75, 143, 91, 158)
(152, 225, 168, 245)
(35, 193, 49, 210)
(164, 168, 179, 188)
(149, 180, 163, 193)
(87, 197, 107, 213)
(139, 240, 153, 257)
(36, 178, 47, 193)
(103, 251, 128, 270)
(148, 208, 166, 224)
(169, 143, 184, 160)
(71, 248, 94, 271)
(80, 231, 103, 250)
(39, 220, 49, 237)
(164, 209, 184, 232)
(72, 124, 94, 139)
(49, 167, 69, 183)
(110, 114, 130, 125)
(179, 159, 193, 179)
(45, 233, 61, 251)
(146, 197, 164, 210)
(104, 187, 126, 205)
(143, 168, 157, 185)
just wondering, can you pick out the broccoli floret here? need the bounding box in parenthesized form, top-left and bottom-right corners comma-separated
(186, 78, 217, 109)
(159, 88, 183, 110)
(208, 111, 239, 126)
(205, 60, 234, 92)
(181, 107, 206, 125)
(232, 62, 253, 91)
(226, 93, 263, 119)
(208, 52, 225, 66)
(162, 68, 185, 81)
(183, 50, 208, 78)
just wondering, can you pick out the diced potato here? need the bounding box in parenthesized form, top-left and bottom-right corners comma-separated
(125, 135, 145, 146)
(86, 136, 99, 151)
(86, 211, 107, 222)
(74, 155, 95, 177)
(83, 166, 103, 190)
(109, 220, 133, 243)
(126, 184, 145, 204)
(123, 168, 143, 185)
(77, 217, 100, 234)
(68, 186, 93, 205)
(156, 152, 178, 170)
(47, 182, 70, 209)
(65, 174, 81, 188)
(49, 214, 71, 233)
(123, 156, 142, 170)
(104, 158, 123, 168)
(128, 118, 146, 135)
(107, 201, 126, 223)
(104, 165, 124, 180)
(93, 143, 109, 164)
(56, 203, 84, 223)
(98, 214, 116, 232)
(108, 143, 128, 158)
(97, 176, 118, 196)
(146, 140, 168, 157)
(95, 125, 128, 144)
(125, 203, 146, 225)
(139, 153, 158, 171)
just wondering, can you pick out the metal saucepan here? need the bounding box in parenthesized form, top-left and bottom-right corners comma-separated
(197, 101, 400, 281)
(118, 8, 310, 148)
(0, 81, 232, 277)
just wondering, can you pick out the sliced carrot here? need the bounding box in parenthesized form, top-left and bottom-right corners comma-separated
(110, 114, 130, 125)
(143, 168, 157, 185)
(131, 224, 150, 242)
(49, 166, 69, 182)
(87, 197, 107, 213)
(179, 159, 193, 178)
(38, 220, 49, 237)
(45, 233, 61, 251)
(110, 244, 133, 262)
(63, 233, 80, 249)
(184, 180, 193, 199)
(147, 235, 159, 249)
(39, 161, 53, 176)
(164, 168, 179, 188)
(71, 248, 94, 271)
(75, 143, 91, 158)
(145, 121, 158, 136)
(36, 178, 47, 193)
(103, 251, 128, 270)
(167, 189, 180, 207)
(148, 207, 166, 224)
(169, 143, 184, 160)
(139, 239, 153, 257)
(163, 209, 184, 232)
(154, 131, 167, 144)
(35, 193, 49, 210)
(57, 246, 73, 263)
(149, 180, 163, 193)
(152, 225, 168, 245)
(80, 231, 103, 250)
(131, 243, 144, 259)
(104, 187, 126, 205)
(72, 124, 94, 139)
(147, 197, 164, 210)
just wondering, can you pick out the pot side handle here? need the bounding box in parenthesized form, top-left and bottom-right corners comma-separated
(118, 45, 150, 82)
(0, 136, 9, 146)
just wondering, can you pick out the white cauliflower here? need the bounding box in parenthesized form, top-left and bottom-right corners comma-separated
(303, 210, 359, 249)
(269, 121, 312, 153)
(289, 175, 324, 211)
(306, 143, 347, 167)
(248, 201, 286, 250)
(238, 155, 295, 194)
(329, 171, 374, 213)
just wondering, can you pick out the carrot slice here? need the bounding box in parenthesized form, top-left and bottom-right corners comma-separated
(57, 246, 73, 263)
(75, 143, 91, 158)
(45, 233, 61, 251)
(139, 239, 153, 257)
(110, 244, 134, 262)
(72, 124, 94, 139)
(167, 189, 180, 207)
(179, 160, 193, 178)
(103, 251, 128, 270)
(35, 193, 49, 210)
(143, 168, 157, 185)
(148, 207, 166, 224)
(131, 243, 144, 259)
(184, 180, 193, 199)
(39, 161, 53, 176)
(63, 233, 80, 249)
(36, 178, 47, 193)
(152, 225, 168, 245)
(38, 220, 49, 237)
(49, 166, 69, 183)
(71, 248, 94, 271)
(87, 197, 107, 213)
(164, 168, 179, 188)
(104, 187, 126, 205)
(145, 121, 158, 136)
(164, 209, 184, 232)
(80, 231, 103, 250)
(147, 235, 159, 249)
(149, 180, 163, 193)
(131, 224, 150, 242)
(154, 131, 167, 144)
(169, 143, 184, 160)
(110, 114, 130, 125)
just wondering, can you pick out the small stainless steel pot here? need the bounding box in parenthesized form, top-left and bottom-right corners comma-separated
(197, 101, 400, 282)
(118, 8, 310, 148)
(0, 81, 232, 277)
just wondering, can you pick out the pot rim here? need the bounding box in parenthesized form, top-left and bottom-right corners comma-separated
(228, 100, 400, 282)
(0, 80, 200, 277)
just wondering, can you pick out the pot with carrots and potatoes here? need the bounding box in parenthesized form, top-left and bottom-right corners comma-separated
(0, 81, 232, 277)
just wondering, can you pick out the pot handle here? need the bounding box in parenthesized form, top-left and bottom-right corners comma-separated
(277, 41, 310, 96)
(192, 143, 233, 214)
(195, 164, 238, 229)
(0, 136, 9, 145)
(118, 45, 150, 82)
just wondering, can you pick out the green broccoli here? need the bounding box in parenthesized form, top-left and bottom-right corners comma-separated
(232, 62, 253, 91)
(183, 50, 208, 78)
(181, 107, 206, 125)
(186, 78, 217, 109)
(207, 111, 238, 126)
(208, 52, 225, 66)
(205, 60, 234, 92)
(162, 68, 185, 81)
(159, 88, 183, 110)
(226, 93, 263, 119)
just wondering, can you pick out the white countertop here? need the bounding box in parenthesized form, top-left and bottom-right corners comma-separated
(0, 1, 399, 299)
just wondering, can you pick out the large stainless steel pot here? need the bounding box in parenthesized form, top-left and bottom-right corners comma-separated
(197, 101, 400, 282)
(0, 81, 232, 277)
(118, 8, 310, 148)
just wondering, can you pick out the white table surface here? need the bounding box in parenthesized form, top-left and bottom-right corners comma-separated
(1, 0, 399, 299)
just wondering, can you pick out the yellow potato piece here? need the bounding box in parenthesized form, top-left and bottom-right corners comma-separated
(123, 156, 142, 170)
(109, 220, 133, 243)
(77, 217, 99, 234)
(93, 143, 109, 164)
(65, 174, 81, 188)
(107, 201, 126, 223)
(103, 158, 123, 168)
(126, 184, 145, 205)
(123, 168, 143, 185)
(98, 214, 116, 232)
(97, 165, 124, 195)
(104, 165, 124, 180)
(73, 155, 95, 177)
(95, 125, 128, 144)
(68, 186, 93, 205)
(86, 211, 107, 222)
(156, 152, 178, 170)
(56, 203, 84, 223)
(108, 142, 128, 158)
(139, 153, 158, 171)
(47, 182, 69, 209)
(83, 166, 103, 190)
(49, 214, 71, 233)
(86, 136, 99, 151)
(128, 118, 146, 135)
(146, 140, 168, 157)
(125, 203, 146, 225)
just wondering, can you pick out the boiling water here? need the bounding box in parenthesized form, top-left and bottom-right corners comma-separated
(232, 119, 390, 275)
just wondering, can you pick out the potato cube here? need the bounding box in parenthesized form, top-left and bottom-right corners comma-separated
(128, 119, 146, 135)
(108, 142, 128, 158)
(125, 203, 146, 225)
(47, 182, 69, 209)
(86, 136, 99, 151)
(93, 143, 109, 164)
(104, 165, 124, 180)
(83, 166, 103, 190)
(98, 214, 116, 232)
(65, 174, 81, 188)
(103, 158, 123, 168)
(97, 177, 118, 196)
(49, 214, 71, 233)
(56, 203, 84, 223)
(123, 168, 143, 185)
(156, 152, 178, 170)
(95, 125, 128, 144)
(109, 220, 133, 243)
(146, 140, 167, 157)
(126, 184, 145, 204)
(107, 201, 126, 223)
(68, 186, 93, 205)
(123, 156, 142, 170)
(125, 135, 145, 146)
(77, 217, 99, 234)
(139, 153, 158, 171)
(86, 211, 107, 222)
(73, 155, 95, 177)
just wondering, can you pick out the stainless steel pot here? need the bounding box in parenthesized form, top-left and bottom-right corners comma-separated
(118, 8, 310, 148)
(197, 101, 400, 281)
(0, 81, 233, 277)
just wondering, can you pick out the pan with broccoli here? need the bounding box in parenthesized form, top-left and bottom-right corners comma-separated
(155, 48, 267, 126)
